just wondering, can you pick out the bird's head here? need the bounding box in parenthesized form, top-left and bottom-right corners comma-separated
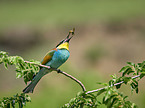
(56, 28, 75, 51)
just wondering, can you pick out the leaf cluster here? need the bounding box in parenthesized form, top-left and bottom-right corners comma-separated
(111, 61, 145, 93)
(0, 51, 39, 108)
(62, 85, 137, 108)
(62, 61, 145, 108)
(62, 92, 100, 108)
(0, 51, 40, 84)
(100, 85, 137, 108)
(0, 93, 31, 108)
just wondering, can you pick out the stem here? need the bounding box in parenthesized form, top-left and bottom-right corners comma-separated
(24, 61, 51, 69)
(86, 75, 140, 94)
(56, 69, 86, 92)
(25, 61, 141, 94)
(24, 61, 86, 92)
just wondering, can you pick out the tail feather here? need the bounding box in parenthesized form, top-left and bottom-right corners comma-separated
(23, 78, 41, 93)
(23, 68, 49, 93)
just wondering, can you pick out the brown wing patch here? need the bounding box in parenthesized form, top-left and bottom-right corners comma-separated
(41, 55, 52, 65)
(41, 48, 56, 65)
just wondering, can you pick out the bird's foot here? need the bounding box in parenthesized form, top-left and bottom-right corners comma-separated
(57, 69, 61, 73)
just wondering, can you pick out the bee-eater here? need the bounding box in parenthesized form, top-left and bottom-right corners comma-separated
(23, 29, 74, 93)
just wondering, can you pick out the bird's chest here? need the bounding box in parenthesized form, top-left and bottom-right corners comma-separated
(48, 49, 70, 68)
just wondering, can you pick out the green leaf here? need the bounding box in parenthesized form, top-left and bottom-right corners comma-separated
(4, 63, 8, 69)
(103, 91, 111, 104)
(123, 96, 128, 100)
(119, 66, 130, 73)
(24, 76, 28, 85)
(11, 100, 15, 108)
(140, 73, 145, 79)
(109, 80, 114, 86)
(16, 72, 22, 79)
(96, 82, 108, 86)
(127, 62, 135, 66)
(7, 103, 10, 108)
(69, 98, 76, 104)
(140, 71, 145, 74)
(123, 77, 131, 84)
(122, 67, 132, 76)
(136, 88, 139, 94)
(110, 97, 118, 108)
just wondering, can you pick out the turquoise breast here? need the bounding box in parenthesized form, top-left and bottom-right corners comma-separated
(46, 49, 70, 68)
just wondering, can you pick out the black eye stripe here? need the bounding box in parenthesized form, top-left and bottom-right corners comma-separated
(56, 39, 65, 47)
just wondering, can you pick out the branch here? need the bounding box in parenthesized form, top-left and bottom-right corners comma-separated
(24, 61, 141, 94)
(24, 61, 86, 92)
(55, 69, 86, 92)
(86, 75, 140, 94)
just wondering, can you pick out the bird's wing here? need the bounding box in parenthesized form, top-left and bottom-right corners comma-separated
(41, 48, 57, 65)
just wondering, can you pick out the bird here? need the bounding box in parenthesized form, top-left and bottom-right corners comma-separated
(23, 28, 75, 93)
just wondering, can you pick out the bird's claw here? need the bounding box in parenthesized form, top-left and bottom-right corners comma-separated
(57, 69, 61, 73)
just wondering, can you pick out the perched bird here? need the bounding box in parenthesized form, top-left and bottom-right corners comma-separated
(23, 29, 75, 93)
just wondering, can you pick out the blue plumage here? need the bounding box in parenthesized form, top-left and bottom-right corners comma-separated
(47, 49, 70, 68)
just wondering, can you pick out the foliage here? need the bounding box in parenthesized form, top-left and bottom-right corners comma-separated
(62, 61, 145, 108)
(62, 87, 138, 108)
(0, 51, 40, 84)
(0, 51, 39, 108)
(0, 50, 145, 108)
(62, 92, 100, 108)
(0, 93, 31, 108)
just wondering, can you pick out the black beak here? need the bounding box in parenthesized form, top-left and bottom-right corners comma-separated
(65, 28, 75, 42)
(56, 28, 75, 47)
(65, 36, 73, 42)
(66, 28, 75, 39)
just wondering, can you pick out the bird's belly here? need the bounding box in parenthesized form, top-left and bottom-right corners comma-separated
(46, 49, 70, 68)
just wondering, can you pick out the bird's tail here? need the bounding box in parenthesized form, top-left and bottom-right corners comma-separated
(23, 68, 49, 93)
(23, 78, 40, 93)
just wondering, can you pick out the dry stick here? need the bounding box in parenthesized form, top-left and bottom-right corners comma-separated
(24, 61, 86, 92)
(86, 75, 140, 94)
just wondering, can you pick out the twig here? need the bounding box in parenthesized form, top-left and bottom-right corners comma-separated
(86, 75, 140, 94)
(24, 61, 51, 69)
(24, 61, 86, 92)
(25, 61, 141, 94)
(55, 69, 86, 91)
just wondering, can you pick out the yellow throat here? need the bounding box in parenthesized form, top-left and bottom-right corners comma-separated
(57, 42, 69, 51)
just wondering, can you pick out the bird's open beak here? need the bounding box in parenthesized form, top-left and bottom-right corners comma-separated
(65, 36, 73, 42)
(55, 28, 75, 47)
(65, 28, 75, 42)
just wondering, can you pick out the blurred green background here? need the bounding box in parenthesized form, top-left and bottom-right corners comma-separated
(0, 0, 145, 107)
